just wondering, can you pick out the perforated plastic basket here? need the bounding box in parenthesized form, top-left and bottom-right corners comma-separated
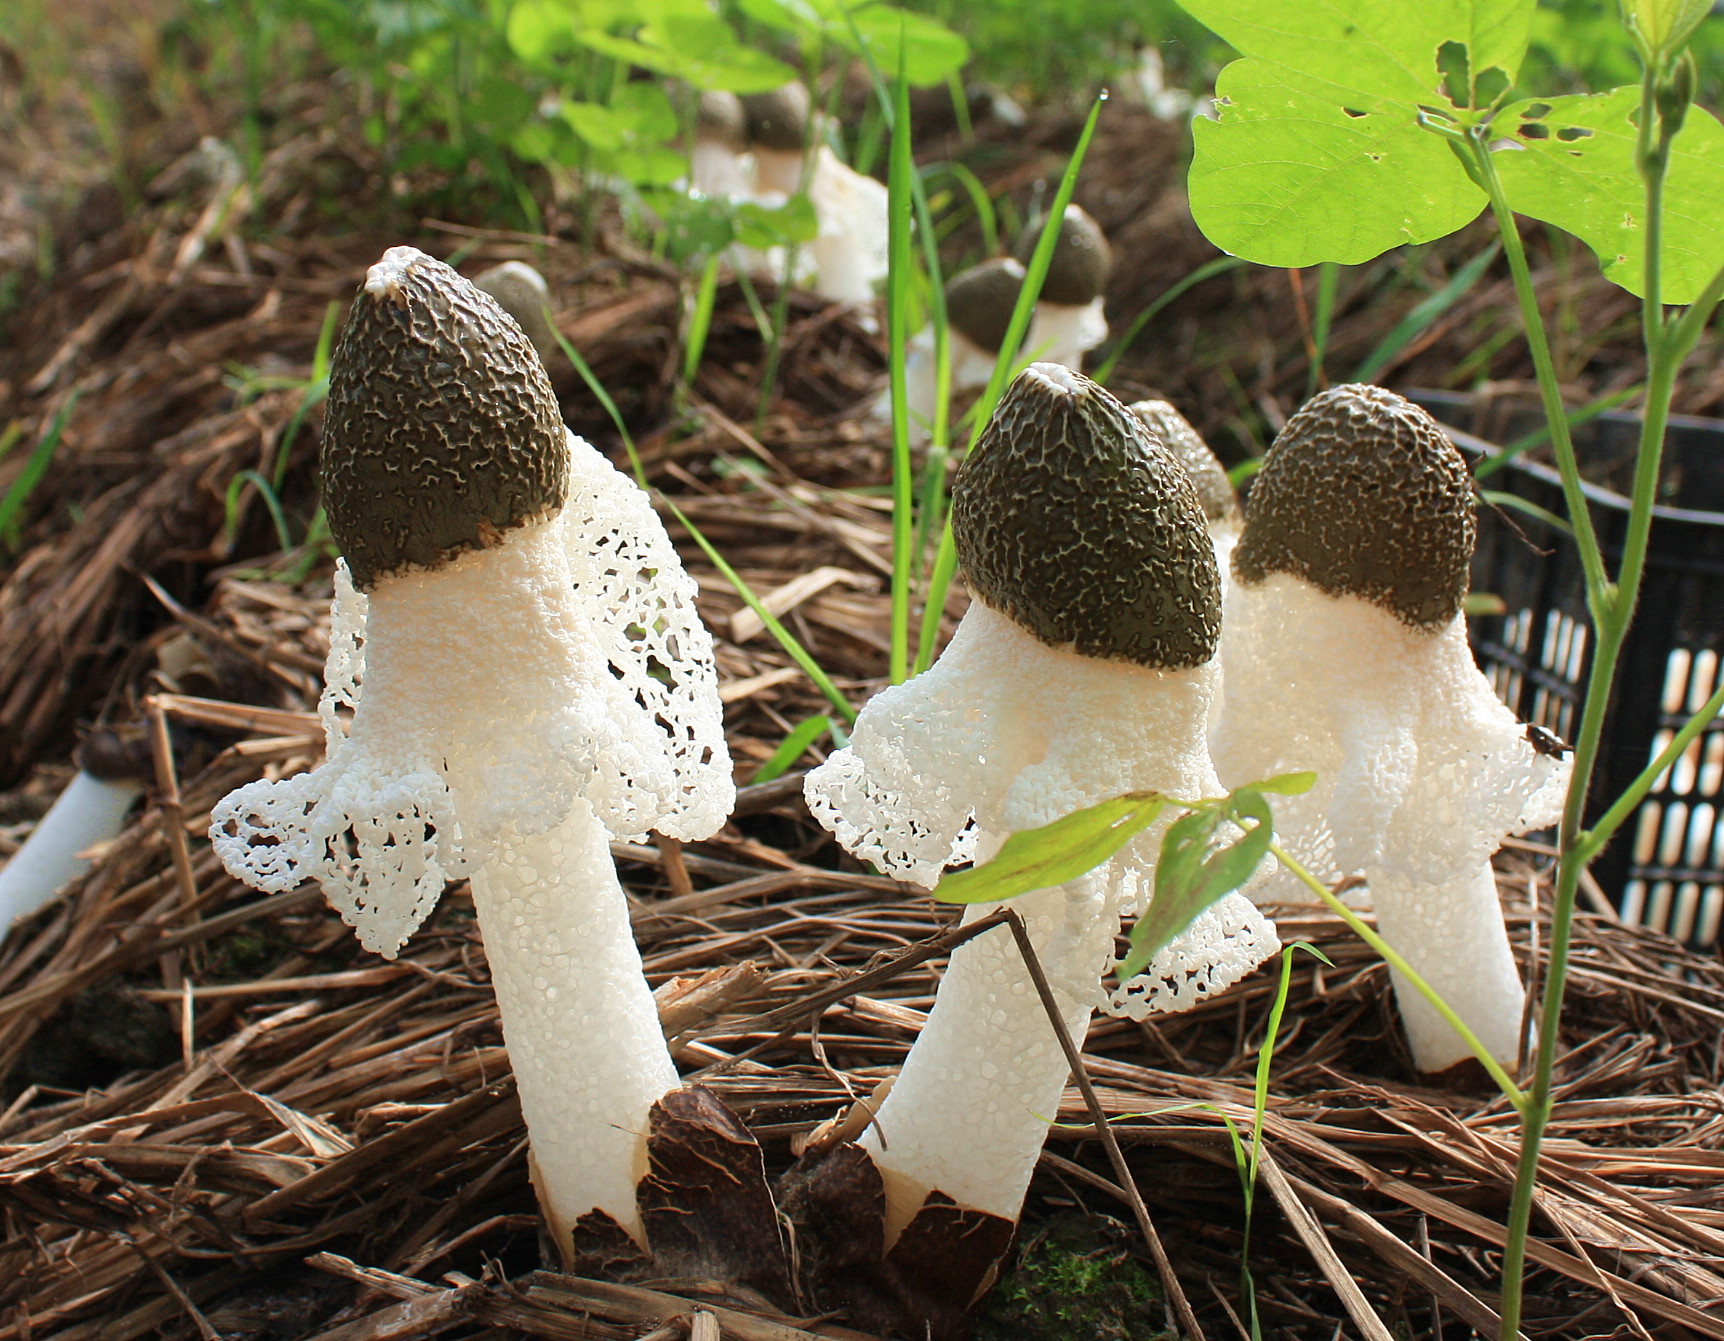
(1411, 389, 1724, 950)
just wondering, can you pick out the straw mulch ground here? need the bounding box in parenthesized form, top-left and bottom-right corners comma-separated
(1, 73, 1723, 1341)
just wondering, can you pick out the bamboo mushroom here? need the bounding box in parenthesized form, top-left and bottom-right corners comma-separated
(1209, 384, 1569, 1073)
(691, 89, 751, 199)
(738, 82, 888, 306)
(1130, 398, 1241, 570)
(806, 364, 1278, 1239)
(0, 732, 146, 933)
(1015, 205, 1110, 371)
(210, 248, 732, 1244)
(893, 257, 1025, 434)
(473, 261, 560, 370)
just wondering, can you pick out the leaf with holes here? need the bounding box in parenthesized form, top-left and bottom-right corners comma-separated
(1493, 89, 1724, 300)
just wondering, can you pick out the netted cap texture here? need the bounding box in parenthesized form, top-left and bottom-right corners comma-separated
(211, 434, 732, 957)
(952, 363, 1220, 668)
(740, 82, 810, 151)
(1233, 383, 1474, 630)
(322, 246, 566, 590)
(1130, 399, 1241, 528)
(696, 89, 747, 148)
(1210, 573, 1571, 901)
(1014, 204, 1110, 306)
(944, 257, 1025, 355)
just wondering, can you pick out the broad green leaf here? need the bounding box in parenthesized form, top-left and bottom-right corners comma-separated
(1190, 61, 1487, 266)
(648, 14, 796, 91)
(734, 194, 819, 248)
(563, 101, 626, 151)
(1494, 89, 1724, 300)
(1624, 0, 1710, 58)
(847, 6, 970, 86)
(613, 82, 678, 140)
(1118, 791, 1274, 978)
(1177, 0, 1533, 106)
(505, 0, 581, 62)
(933, 793, 1168, 905)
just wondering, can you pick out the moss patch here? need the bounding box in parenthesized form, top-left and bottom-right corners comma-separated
(974, 1213, 1172, 1341)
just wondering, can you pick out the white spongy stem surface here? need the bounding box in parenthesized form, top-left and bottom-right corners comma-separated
(1369, 860, 1526, 1071)
(0, 772, 141, 931)
(882, 326, 997, 436)
(809, 601, 1279, 1220)
(691, 142, 751, 199)
(469, 798, 678, 1243)
(1024, 298, 1108, 373)
(805, 146, 888, 305)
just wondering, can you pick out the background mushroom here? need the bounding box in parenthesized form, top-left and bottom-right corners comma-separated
(691, 89, 751, 199)
(891, 256, 1025, 435)
(210, 248, 733, 1246)
(0, 731, 147, 934)
(1210, 384, 1570, 1073)
(1015, 204, 1110, 371)
(805, 364, 1278, 1257)
(473, 260, 561, 371)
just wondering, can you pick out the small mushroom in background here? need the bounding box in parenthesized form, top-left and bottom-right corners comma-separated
(473, 260, 561, 371)
(738, 81, 889, 307)
(890, 256, 1025, 435)
(0, 730, 149, 934)
(794, 364, 1279, 1333)
(1015, 204, 1111, 371)
(1130, 398, 1241, 572)
(1209, 384, 1571, 1076)
(211, 249, 740, 1253)
(690, 89, 751, 199)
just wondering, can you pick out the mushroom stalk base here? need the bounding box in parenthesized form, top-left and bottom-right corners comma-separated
(1369, 860, 1527, 1073)
(0, 772, 142, 931)
(862, 884, 1097, 1231)
(468, 799, 679, 1248)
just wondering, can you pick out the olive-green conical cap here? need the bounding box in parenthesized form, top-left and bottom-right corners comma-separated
(1232, 383, 1474, 629)
(952, 362, 1220, 668)
(696, 89, 748, 149)
(321, 246, 567, 591)
(740, 82, 810, 152)
(945, 257, 1025, 355)
(1129, 399, 1241, 527)
(1014, 204, 1110, 307)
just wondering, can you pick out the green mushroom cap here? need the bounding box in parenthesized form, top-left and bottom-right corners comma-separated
(1013, 204, 1110, 307)
(1232, 383, 1475, 630)
(945, 257, 1025, 356)
(952, 362, 1220, 668)
(740, 82, 811, 152)
(1129, 399, 1241, 528)
(696, 89, 748, 149)
(321, 247, 568, 591)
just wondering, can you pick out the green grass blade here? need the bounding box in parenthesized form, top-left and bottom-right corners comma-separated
(885, 51, 916, 686)
(1092, 255, 1246, 387)
(0, 394, 76, 550)
(1480, 489, 1576, 538)
(683, 252, 722, 386)
(1474, 384, 1642, 479)
(1351, 242, 1500, 384)
(1307, 261, 1340, 399)
(0, 422, 22, 467)
(752, 714, 831, 784)
(920, 161, 999, 258)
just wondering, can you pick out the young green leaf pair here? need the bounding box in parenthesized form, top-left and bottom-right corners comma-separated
(934, 772, 1315, 978)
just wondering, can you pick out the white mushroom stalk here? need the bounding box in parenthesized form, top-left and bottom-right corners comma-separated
(690, 89, 752, 199)
(807, 364, 1278, 1232)
(1018, 204, 1110, 371)
(1210, 385, 1569, 1074)
(0, 733, 146, 933)
(210, 248, 732, 1245)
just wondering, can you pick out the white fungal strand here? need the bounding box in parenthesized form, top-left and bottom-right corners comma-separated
(809, 599, 1279, 1222)
(1023, 297, 1108, 372)
(468, 797, 679, 1245)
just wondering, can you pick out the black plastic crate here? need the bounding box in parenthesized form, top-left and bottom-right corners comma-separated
(1410, 389, 1724, 949)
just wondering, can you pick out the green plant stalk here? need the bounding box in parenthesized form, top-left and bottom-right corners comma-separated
(1307, 261, 1340, 399)
(885, 64, 917, 685)
(1269, 841, 1528, 1111)
(683, 252, 722, 386)
(1481, 59, 1719, 1335)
